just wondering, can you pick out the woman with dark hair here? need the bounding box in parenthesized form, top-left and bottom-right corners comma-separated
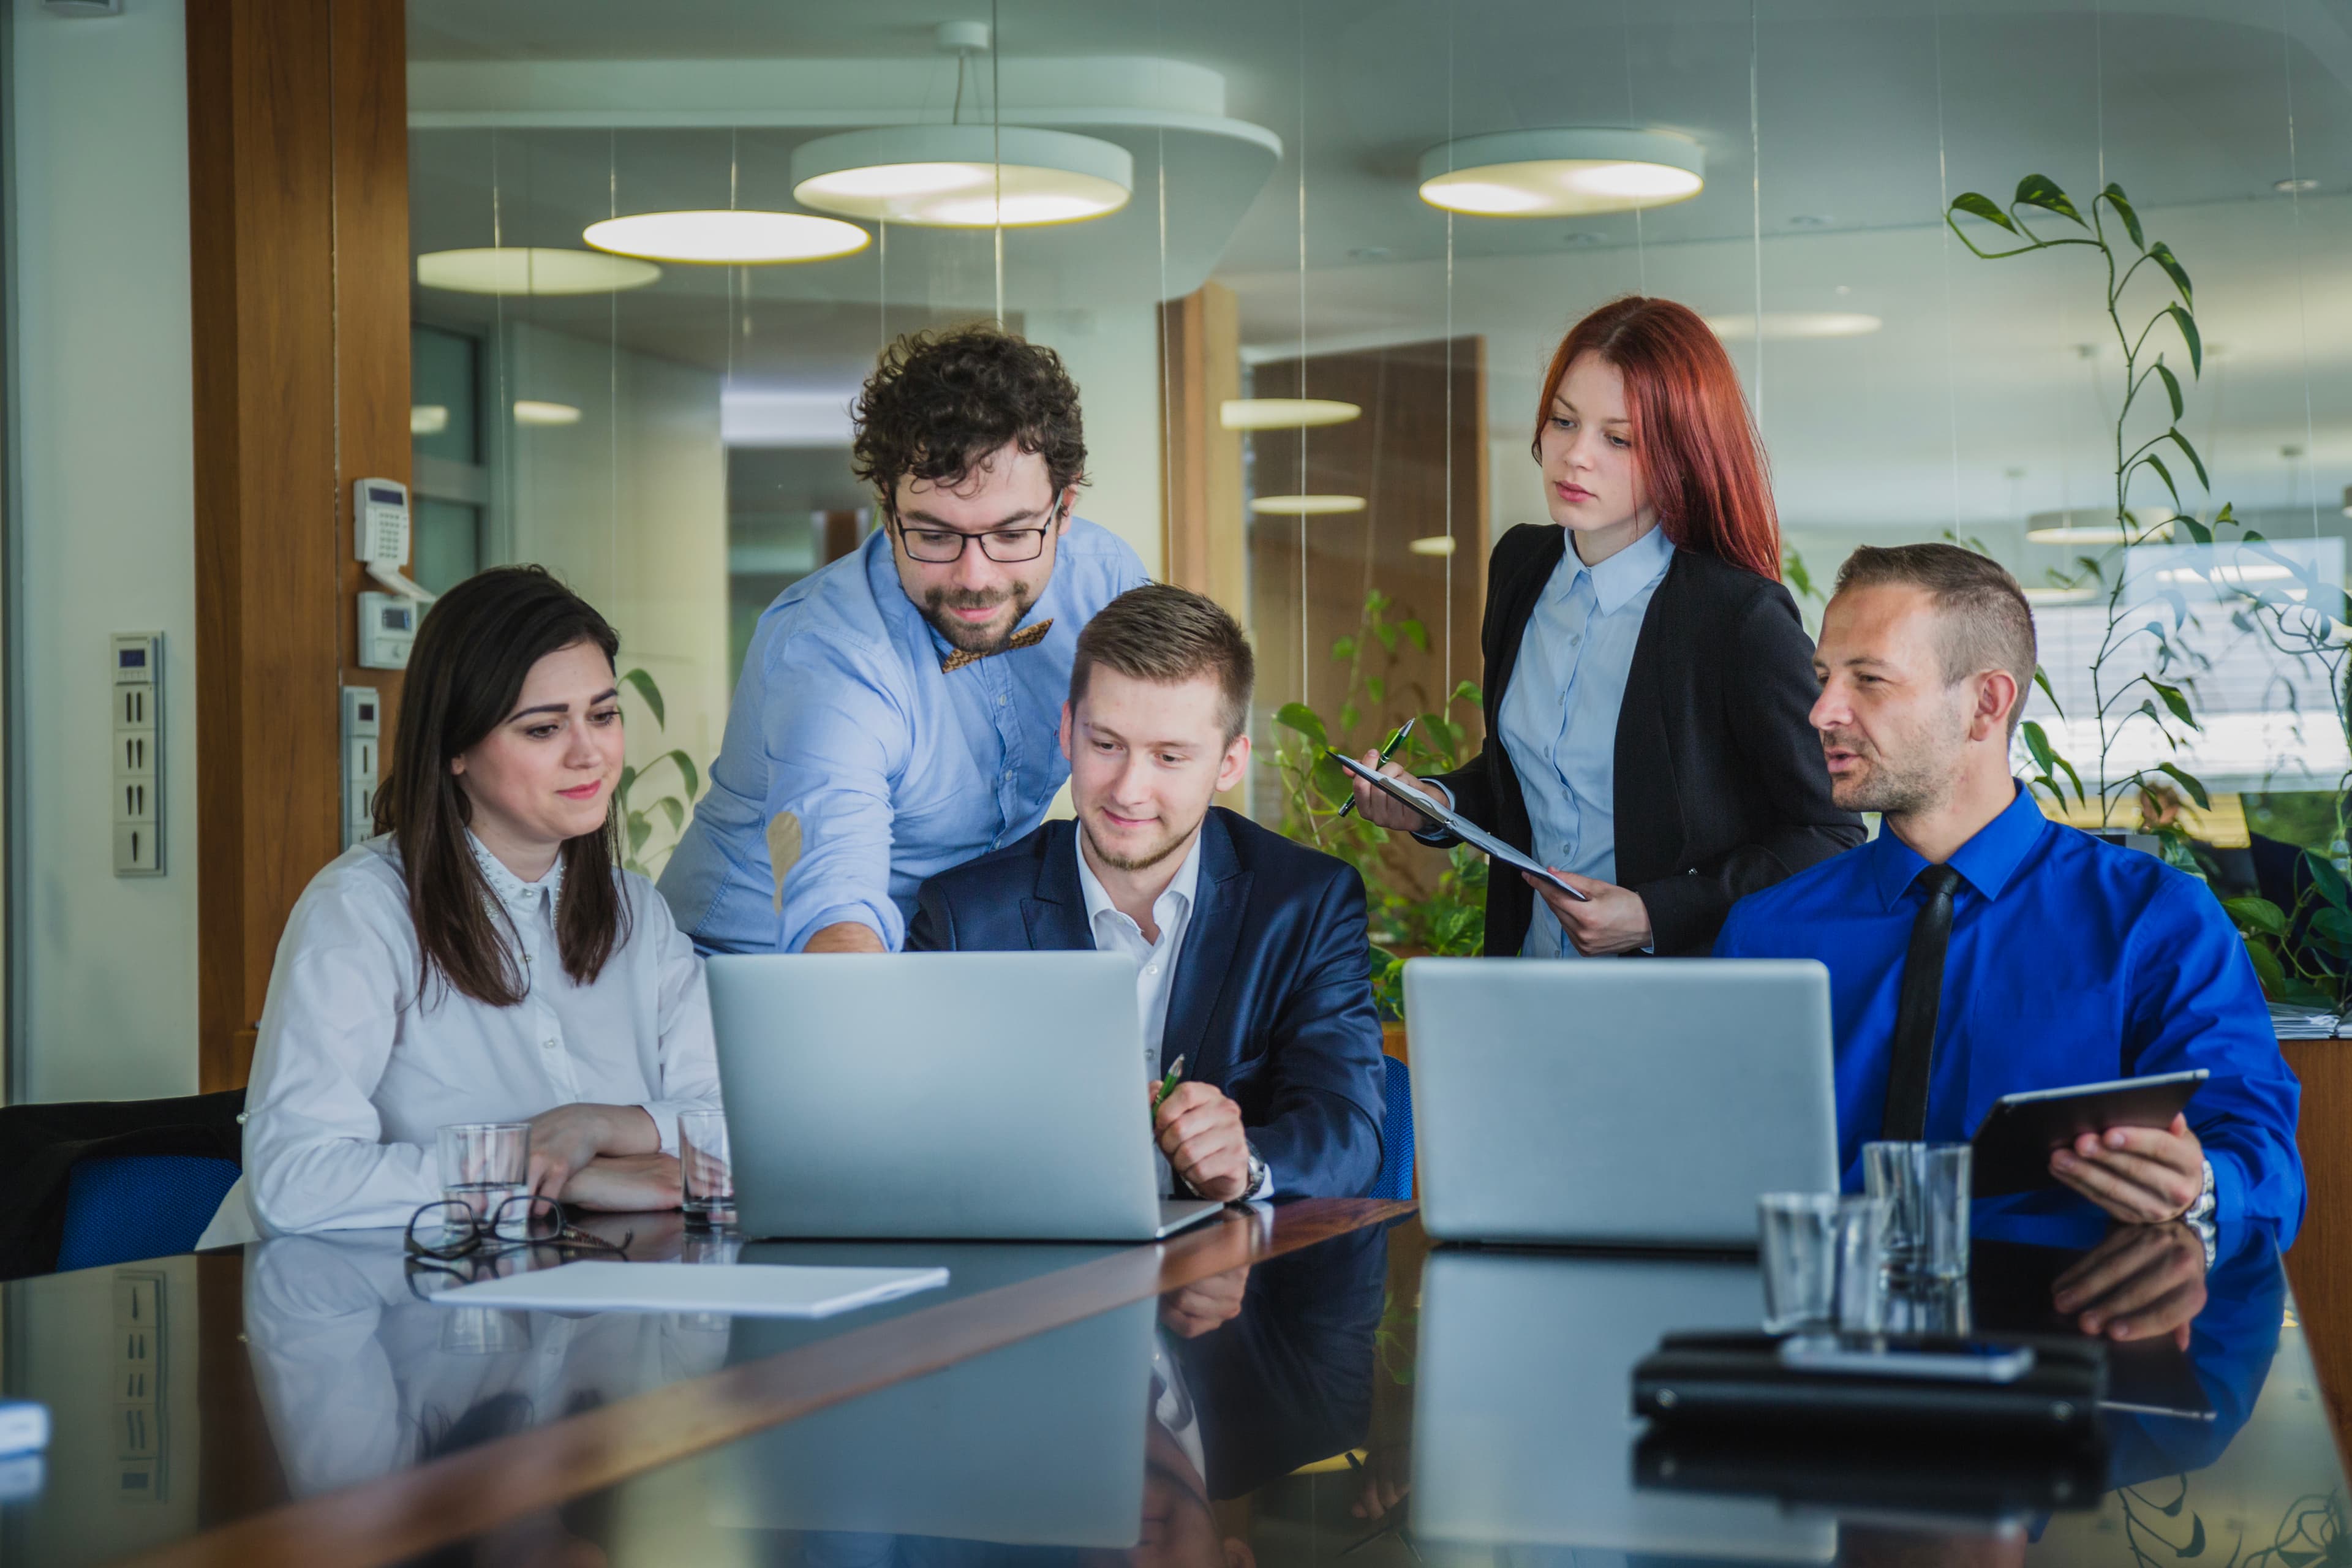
(237, 567, 718, 1234)
(1349, 295, 1862, 957)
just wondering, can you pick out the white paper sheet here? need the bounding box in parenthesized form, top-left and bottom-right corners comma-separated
(424, 1261, 950, 1318)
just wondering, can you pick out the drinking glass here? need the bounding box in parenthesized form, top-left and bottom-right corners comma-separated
(1758, 1193, 1890, 1335)
(437, 1121, 532, 1240)
(1864, 1141, 1973, 1280)
(679, 1109, 736, 1227)
(1883, 1272, 1975, 1336)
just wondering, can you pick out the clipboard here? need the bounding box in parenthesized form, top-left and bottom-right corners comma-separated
(1969, 1069, 2207, 1197)
(1326, 751, 1588, 902)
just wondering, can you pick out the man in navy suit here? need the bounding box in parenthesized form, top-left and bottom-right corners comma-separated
(908, 584, 1386, 1200)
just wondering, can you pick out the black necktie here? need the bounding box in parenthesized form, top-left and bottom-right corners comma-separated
(1881, 863, 1963, 1142)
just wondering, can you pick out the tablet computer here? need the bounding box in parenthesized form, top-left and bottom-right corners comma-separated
(1969, 1069, 2208, 1197)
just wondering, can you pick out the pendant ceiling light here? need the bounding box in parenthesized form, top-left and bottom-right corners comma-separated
(583, 210, 870, 265)
(791, 126, 1133, 228)
(2024, 507, 2176, 545)
(1418, 128, 1704, 217)
(416, 246, 662, 295)
(1702, 312, 1883, 340)
(1219, 398, 1361, 431)
(1251, 495, 1366, 516)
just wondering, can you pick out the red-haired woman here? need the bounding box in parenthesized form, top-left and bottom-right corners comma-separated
(1350, 295, 1861, 957)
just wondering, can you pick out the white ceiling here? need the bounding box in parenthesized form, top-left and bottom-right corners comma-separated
(404, 0, 2352, 536)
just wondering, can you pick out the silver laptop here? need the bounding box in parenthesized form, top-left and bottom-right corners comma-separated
(1403, 957, 1839, 1247)
(706, 952, 1227, 1242)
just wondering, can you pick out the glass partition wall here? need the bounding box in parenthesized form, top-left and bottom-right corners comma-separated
(404, 0, 2350, 993)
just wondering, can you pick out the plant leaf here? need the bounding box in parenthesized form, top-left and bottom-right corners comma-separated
(619, 667, 666, 729)
(2305, 850, 2352, 912)
(2103, 183, 2145, 248)
(1273, 702, 1330, 753)
(1950, 191, 2018, 233)
(2054, 753, 2085, 805)
(1338, 702, 1360, 733)
(1397, 618, 1430, 652)
(2154, 360, 2184, 421)
(1332, 635, 1357, 662)
(2148, 241, 2193, 307)
(2138, 454, 2181, 510)
(2013, 173, 2086, 227)
(2166, 303, 2202, 375)
(1374, 623, 1399, 653)
(2245, 937, 2288, 997)
(618, 763, 639, 800)
(655, 796, 684, 831)
(2177, 511, 2212, 546)
(2168, 428, 2210, 492)
(627, 814, 652, 854)
(2021, 719, 2058, 775)
(1365, 676, 1387, 704)
(2157, 761, 2211, 810)
(2148, 679, 2201, 731)
(2032, 666, 2067, 720)
(2177, 1513, 2205, 1557)
(662, 748, 700, 800)
(1450, 680, 1482, 707)
(2225, 896, 2290, 938)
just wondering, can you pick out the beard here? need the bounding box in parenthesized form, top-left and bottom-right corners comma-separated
(1821, 726, 1953, 816)
(1080, 807, 1204, 875)
(919, 581, 1041, 655)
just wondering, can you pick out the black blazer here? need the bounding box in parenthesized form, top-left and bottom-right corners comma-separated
(907, 807, 1387, 1199)
(1430, 524, 1863, 957)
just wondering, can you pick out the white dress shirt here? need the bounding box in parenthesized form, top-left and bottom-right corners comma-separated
(238, 834, 722, 1235)
(1074, 828, 1271, 1199)
(1074, 829, 1204, 1072)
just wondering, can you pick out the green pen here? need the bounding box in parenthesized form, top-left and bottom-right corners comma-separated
(1152, 1055, 1188, 1115)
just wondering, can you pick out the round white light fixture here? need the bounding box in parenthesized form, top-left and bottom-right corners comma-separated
(1417, 128, 1703, 217)
(410, 405, 450, 437)
(1409, 535, 1458, 557)
(792, 126, 1133, 228)
(1219, 398, 1362, 431)
(416, 246, 663, 296)
(2021, 586, 2097, 605)
(513, 400, 582, 427)
(2026, 507, 2174, 545)
(1703, 312, 1883, 340)
(1251, 494, 1366, 516)
(583, 210, 870, 265)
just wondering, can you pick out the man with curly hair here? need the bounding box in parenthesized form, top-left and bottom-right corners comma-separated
(660, 324, 1150, 954)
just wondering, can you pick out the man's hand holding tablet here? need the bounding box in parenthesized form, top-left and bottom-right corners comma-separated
(2051, 1114, 2207, 1224)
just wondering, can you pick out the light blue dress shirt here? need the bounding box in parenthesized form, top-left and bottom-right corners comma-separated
(657, 519, 1149, 954)
(1494, 524, 1673, 958)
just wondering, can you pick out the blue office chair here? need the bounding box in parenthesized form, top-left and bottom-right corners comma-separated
(55, 1154, 242, 1273)
(1371, 1056, 1414, 1200)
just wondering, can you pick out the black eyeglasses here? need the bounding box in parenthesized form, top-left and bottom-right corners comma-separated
(891, 506, 1061, 565)
(404, 1196, 633, 1265)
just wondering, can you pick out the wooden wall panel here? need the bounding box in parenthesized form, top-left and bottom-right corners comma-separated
(188, 0, 410, 1091)
(1245, 337, 1487, 896)
(1159, 284, 1246, 619)
(2283, 1038, 2351, 1461)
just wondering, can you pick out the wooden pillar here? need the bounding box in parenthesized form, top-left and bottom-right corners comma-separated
(820, 510, 865, 567)
(2283, 1037, 2352, 1458)
(187, 0, 410, 1091)
(1159, 284, 1246, 619)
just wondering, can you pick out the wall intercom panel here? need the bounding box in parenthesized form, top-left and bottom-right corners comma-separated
(111, 631, 162, 876)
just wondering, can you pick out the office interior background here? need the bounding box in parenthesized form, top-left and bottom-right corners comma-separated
(0, 0, 2347, 1557)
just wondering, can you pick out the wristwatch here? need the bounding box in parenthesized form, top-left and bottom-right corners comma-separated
(1242, 1140, 1271, 1200)
(2180, 1158, 2217, 1265)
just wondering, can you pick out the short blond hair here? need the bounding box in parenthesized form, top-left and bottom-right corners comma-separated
(1071, 585, 1255, 741)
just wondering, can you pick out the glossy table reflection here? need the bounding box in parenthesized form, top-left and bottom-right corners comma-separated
(5, 1194, 2343, 1567)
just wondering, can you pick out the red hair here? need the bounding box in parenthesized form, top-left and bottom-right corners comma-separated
(1531, 296, 1781, 581)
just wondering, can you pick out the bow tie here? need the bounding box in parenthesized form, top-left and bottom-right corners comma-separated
(941, 619, 1053, 674)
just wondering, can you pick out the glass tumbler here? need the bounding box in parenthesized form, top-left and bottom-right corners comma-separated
(437, 1121, 532, 1239)
(1758, 1193, 1891, 1335)
(1864, 1141, 1973, 1280)
(679, 1109, 736, 1228)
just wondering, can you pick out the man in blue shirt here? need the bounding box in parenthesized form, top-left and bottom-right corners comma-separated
(659, 326, 1150, 954)
(1715, 543, 2302, 1237)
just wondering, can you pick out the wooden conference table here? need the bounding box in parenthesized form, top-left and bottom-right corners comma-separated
(3, 1196, 2340, 1567)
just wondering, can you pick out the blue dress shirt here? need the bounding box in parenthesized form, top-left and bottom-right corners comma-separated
(657, 519, 1149, 954)
(1714, 784, 2304, 1236)
(1494, 524, 1673, 957)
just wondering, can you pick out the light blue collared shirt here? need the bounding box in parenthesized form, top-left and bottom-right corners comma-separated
(657, 519, 1150, 953)
(1494, 524, 1673, 958)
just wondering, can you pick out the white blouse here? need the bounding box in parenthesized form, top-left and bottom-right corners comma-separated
(239, 835, 721, 1235)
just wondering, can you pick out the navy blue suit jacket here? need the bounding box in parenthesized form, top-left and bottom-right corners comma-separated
(907, 807, 1387, 1199)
